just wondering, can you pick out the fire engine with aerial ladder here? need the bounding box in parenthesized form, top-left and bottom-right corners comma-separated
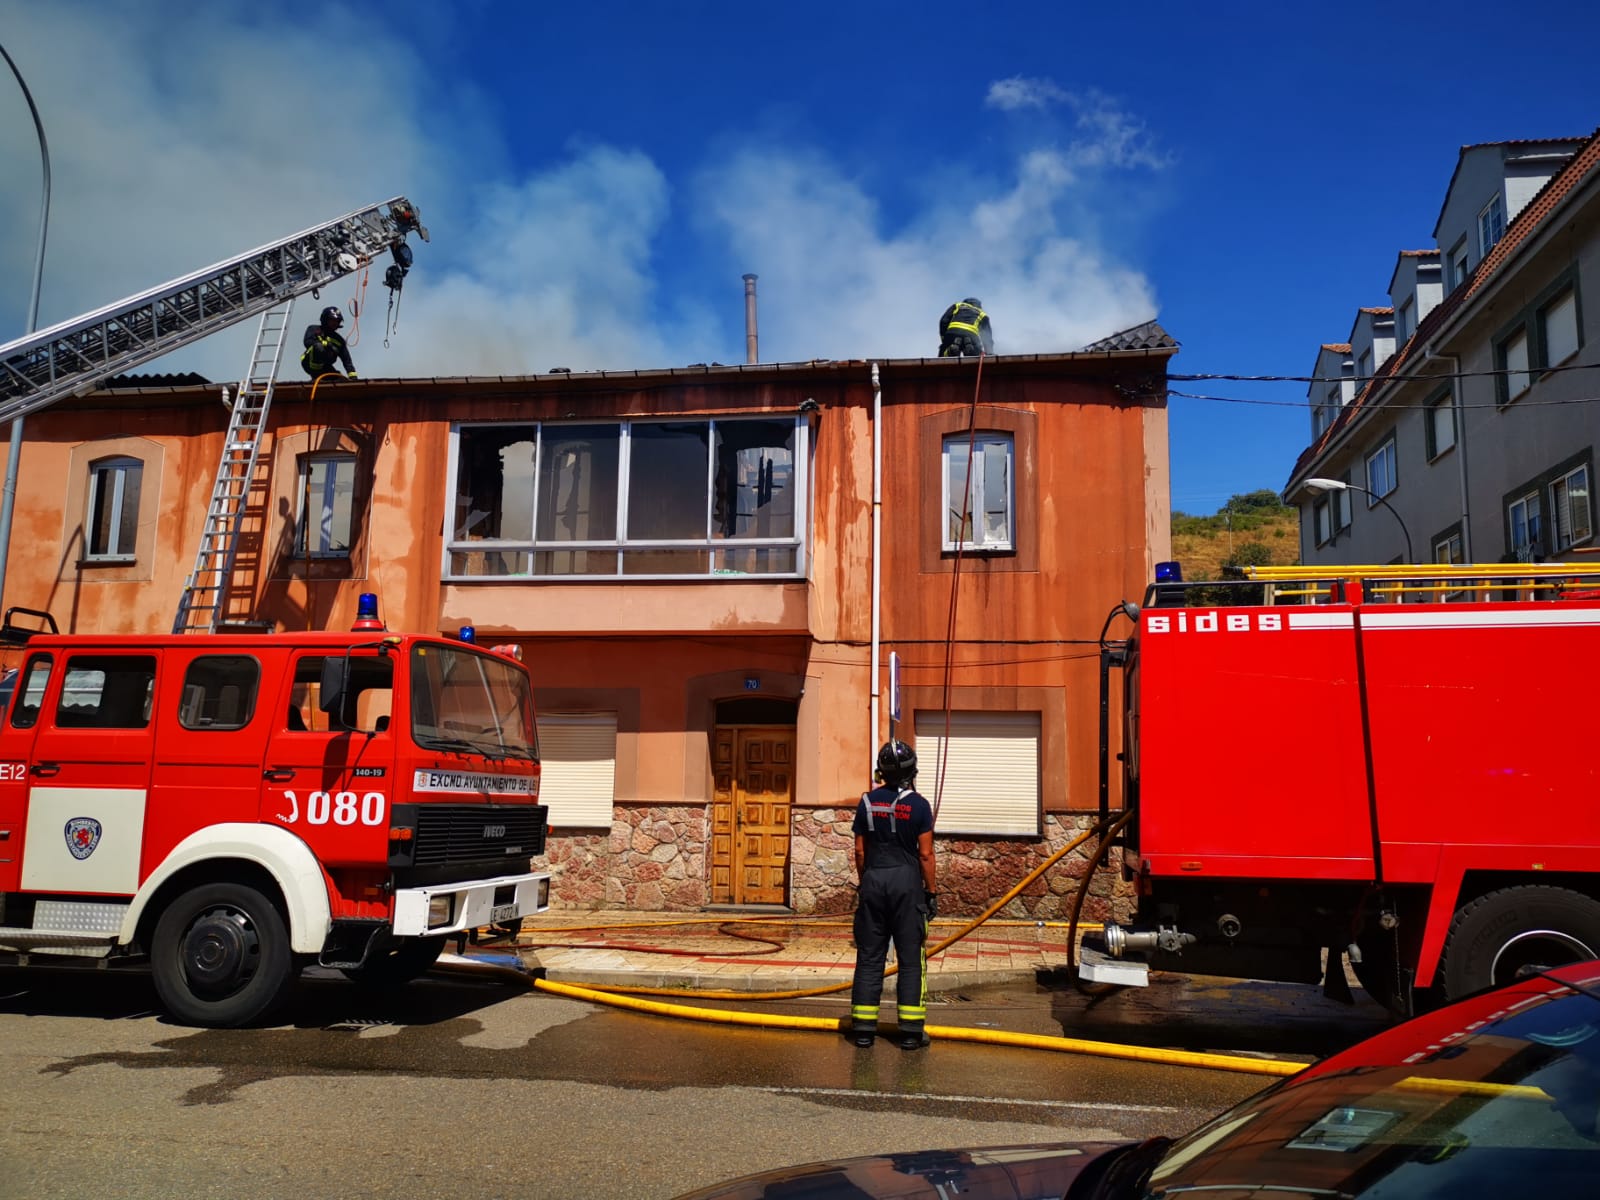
(0, 198, 552, 1027)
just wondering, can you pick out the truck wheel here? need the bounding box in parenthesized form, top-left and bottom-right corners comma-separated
(152, 883, 295, 1027)
(340, 936, 447, 987)
(1440, 886, 1600, 1000)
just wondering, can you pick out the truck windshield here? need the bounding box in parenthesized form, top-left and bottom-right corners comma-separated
(409, 643, 538, 762)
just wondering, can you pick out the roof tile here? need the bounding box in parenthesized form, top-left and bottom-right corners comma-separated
(1080, 320, 1180, 352)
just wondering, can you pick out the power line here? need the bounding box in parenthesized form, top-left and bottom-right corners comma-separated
(1169, 358, 1597, 387)
(1167, 387, 1600, 412)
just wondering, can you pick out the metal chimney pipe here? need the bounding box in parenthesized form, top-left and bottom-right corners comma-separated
(742, 273, 759, 364)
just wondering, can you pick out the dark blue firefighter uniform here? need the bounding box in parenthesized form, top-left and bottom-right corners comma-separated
(850, 784, 934, 1044)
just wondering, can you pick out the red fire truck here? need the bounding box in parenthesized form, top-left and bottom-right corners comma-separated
(1088, 563, 1600, 1015)
(0, 606, 549, 1026)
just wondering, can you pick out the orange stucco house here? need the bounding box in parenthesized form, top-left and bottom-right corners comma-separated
(0, 326, 1175, 915)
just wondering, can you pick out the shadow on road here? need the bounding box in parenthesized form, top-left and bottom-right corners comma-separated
(1036, 968, 1393, 1059)
(0, 961, 522, 1031)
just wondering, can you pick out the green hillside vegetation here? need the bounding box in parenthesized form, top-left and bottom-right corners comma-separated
(1170, 489, 1300, 581)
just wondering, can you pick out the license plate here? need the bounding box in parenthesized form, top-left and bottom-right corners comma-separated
(491, 902, 518, 923)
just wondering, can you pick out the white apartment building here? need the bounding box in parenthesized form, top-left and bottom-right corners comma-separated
(1286, 133, 1598, 569)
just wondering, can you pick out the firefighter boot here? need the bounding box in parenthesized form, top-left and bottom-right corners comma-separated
(849, 1003, 879, 1047)
(898, 1026, 930, 1051)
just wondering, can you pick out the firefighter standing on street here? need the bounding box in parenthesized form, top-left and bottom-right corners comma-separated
(850, 739, 937, 1050)
(938, 297, 994, 358)
(301, 305, 357, 380)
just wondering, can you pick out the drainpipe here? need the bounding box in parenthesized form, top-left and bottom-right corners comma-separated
(869, 362, 883, 777)
(1423, 347, 1470, 560)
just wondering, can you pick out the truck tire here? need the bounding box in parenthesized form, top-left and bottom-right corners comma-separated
(340, 935, 447, 987)
(152, 883, 296, 1027)
(1440, 885, 1600, 1001)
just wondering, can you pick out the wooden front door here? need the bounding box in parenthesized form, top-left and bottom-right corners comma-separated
(710, 726, 793, 905)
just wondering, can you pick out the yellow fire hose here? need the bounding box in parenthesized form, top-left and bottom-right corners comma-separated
(435, 956, 1303, 1078)
(440, 959, 1556, 1103)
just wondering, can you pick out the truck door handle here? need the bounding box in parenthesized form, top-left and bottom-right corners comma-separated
(263, 768, 297, 782)
(30, 762, 59, 777)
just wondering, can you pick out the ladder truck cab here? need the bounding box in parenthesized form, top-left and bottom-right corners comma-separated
(1087, 562, 1600, 1015)
(0, 602, 550, 1027)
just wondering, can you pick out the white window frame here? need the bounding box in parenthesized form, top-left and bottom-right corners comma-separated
(1333, 484, 1352, 534)
(86, 456, 142, 562)
(444, 418, 809, 581)
(1396, 297, 1414, 346)
(1357, 348, 1372, 383)
(1542, 286, 1580, 368)
(913, 710, 1040, 836)
(1451, 239, 1470, 290)
(537, 711, 617, 827)
(1478, 194, 1506, 257)
(1365, 436, 1397, 500)
(295, 453, 357, 559)
(941, 431, 1015, 553)
(1313, 498, 1331, 547)
(1550, 464, 1592, 553)
(1501, 328, 1530, 404)
(1427, 394, 1456, 460)
(1509, 489, 1543, 561)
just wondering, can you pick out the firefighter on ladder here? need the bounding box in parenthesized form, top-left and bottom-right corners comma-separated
(301, 306, 357, 380)
(849, 739, 938, 1050)
(938, 297, 994, 358)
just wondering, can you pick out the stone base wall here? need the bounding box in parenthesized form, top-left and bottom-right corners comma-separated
(535, 803, 708, 910)
(539, 802, 1131, 920)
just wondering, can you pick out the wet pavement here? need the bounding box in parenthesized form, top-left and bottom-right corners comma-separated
(502, 909, 1395, 1063)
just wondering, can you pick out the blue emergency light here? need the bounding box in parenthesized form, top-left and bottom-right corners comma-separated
(1155, 561, 1184, 583)
(352, 592, 384, 631)
(458, 625, 477, 644)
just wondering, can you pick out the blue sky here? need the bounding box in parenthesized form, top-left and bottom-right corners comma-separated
(0, 1, 1595, 514)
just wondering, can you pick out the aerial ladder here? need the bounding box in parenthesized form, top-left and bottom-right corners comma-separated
(0, 197, 427, 633)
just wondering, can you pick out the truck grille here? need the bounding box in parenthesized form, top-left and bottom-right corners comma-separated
(409, 804, 548, 867)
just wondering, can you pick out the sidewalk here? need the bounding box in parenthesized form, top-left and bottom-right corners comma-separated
(503, 910, 1076, 993)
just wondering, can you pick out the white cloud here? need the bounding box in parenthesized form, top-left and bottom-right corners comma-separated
(1065, 88, 1173, 171)
(985, 77, 1069, 112)
(694, 140, 1161, 362)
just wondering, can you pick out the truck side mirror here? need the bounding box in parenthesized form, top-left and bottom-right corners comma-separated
(318, 657, 349, 718)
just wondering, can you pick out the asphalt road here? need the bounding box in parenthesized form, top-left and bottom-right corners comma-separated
(0, 962, 1392, 1199)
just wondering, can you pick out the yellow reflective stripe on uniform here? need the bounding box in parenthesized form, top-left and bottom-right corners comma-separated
(850, 1005, 879, 1021)
(898, 1006, 927, 1021)
(946, 304, 986, 336)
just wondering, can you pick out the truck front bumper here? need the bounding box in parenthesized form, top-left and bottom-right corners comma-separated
(391, 871, 551, 937)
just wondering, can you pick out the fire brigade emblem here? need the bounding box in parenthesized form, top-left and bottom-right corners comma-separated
(64, 817, 101, 861)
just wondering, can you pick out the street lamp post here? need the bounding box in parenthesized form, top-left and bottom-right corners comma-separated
(1304, 477, 1414, 563)
(0, 40, 51, 614)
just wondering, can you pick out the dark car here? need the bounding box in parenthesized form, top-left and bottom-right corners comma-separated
(673, 961, 1600, 1199)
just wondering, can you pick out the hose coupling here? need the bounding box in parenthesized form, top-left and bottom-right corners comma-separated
(1103, 922, 1196, 957)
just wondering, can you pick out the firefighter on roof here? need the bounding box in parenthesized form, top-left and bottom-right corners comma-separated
(938, 297, 994, 358)
(301, 306, 357, 380)
(849, 739, 937, 1050)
